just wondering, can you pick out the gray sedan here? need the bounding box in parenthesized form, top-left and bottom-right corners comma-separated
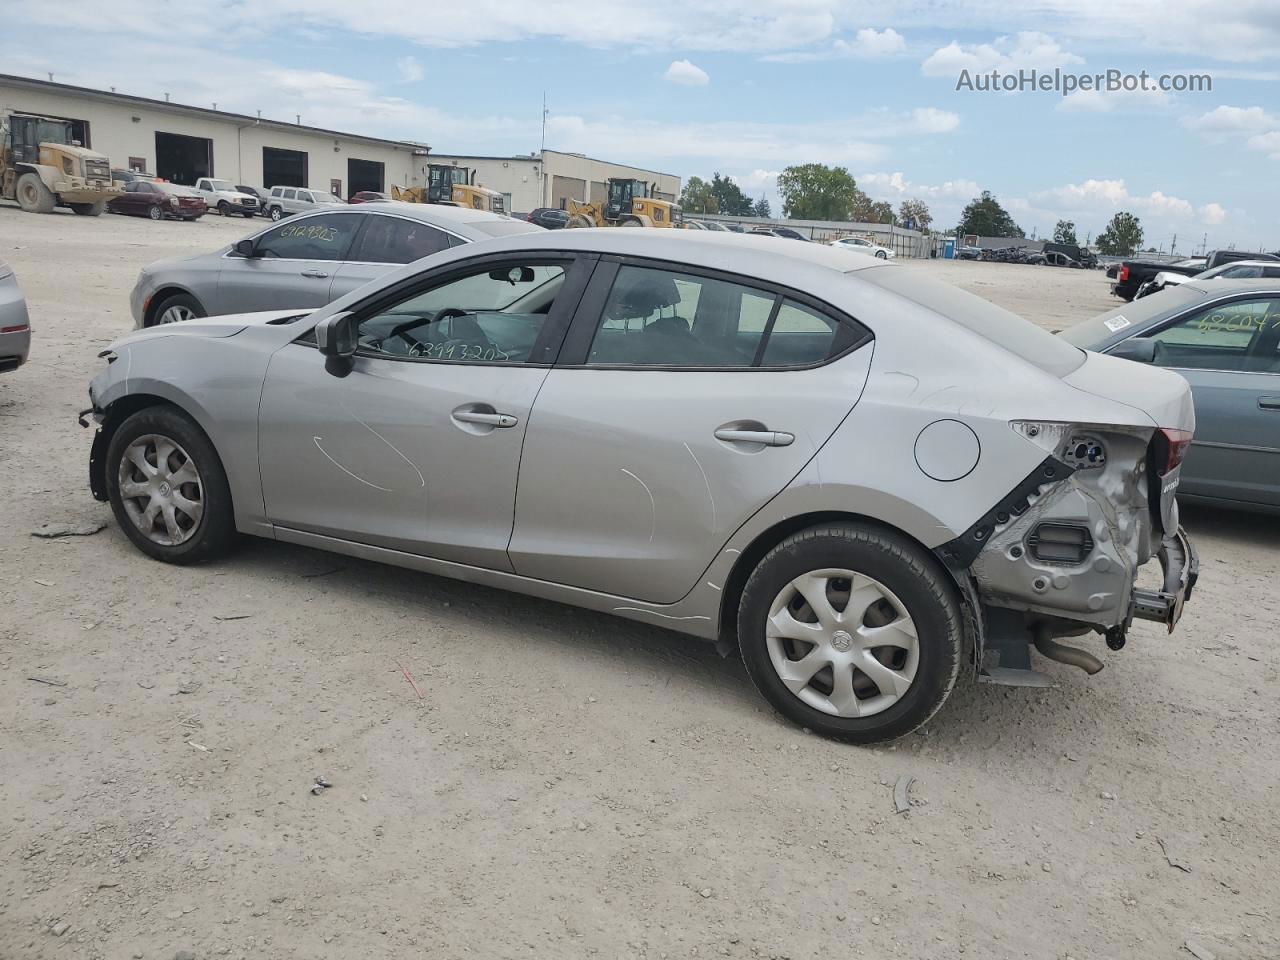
(128, 202, 543, 328)
(0, 259, 31, 373)
(88, 230, 1197, 743)
(1060, 278, 1280, 512)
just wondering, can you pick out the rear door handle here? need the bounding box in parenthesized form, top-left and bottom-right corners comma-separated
(454, 410, 519, 428)
(714, 427, 795, 447)
(300, 269, 329, 279)
(1260, 396, 1280, 411)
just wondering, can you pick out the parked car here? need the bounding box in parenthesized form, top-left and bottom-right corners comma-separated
(1137, 259, 1280, 299)
(956, 245, 982, 260)
(1060, 278, 1279, 512)
(0, 259, 30, 373)
(111, 169, 157, 186)
(88, 229, 1197, 743)
(525, 207, 570, 230)
(694, 220, 730, 232)
(264, 186, 346, 221)
(682, 219, 707, 230)
(723, 223, 746, 233)
(771, 226, 809, 241)
(1108, 257, 1205, 300)
(235, 185, 271, 213)
(349, 191, 389, 204)
(829, 235, 895, 260)
(1204, 249, 1280, 270)
(108, 181, 207, 221)
(1042, 242, 1097, 269)
(1043, 251, 1084, 268)
(192, 178, 260, 218)
(128, 202, 542, 327)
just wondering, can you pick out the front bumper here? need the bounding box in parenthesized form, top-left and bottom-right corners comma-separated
(1131, 526, 1198, 632)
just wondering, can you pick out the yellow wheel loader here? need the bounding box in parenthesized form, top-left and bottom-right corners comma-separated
(1, 113, 120, 216)
(390, 164, 506, 214)
(565, 178, 678, 228)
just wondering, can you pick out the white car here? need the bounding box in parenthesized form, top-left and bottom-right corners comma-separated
(829, 235, 896, 260)
(192, 178, 260, 219)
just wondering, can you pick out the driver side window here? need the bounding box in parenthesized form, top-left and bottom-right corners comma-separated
(354, 261, 567, 364)
(254, 214, 359, 261)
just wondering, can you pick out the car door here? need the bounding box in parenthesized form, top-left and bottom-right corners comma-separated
(328, 212, 463, 300)
(508, 258, 874, 603)
(257, 251, 590, 568)
(216, 213, 360, 314)
(1143, 296, 1280, 506)
(111, 181, 140, 215)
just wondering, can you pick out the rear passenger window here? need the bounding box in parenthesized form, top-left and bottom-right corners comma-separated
(282, 189, 296, 200)
(350, 215, 452, 263)
(584, 264, 857, 368)
(254, 214, 359, 261)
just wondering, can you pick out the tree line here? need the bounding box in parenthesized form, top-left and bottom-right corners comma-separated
(681, 164, 1149, 256)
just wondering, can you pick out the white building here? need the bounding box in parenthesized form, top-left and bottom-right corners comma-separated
(427, 150, 681, 214)
(1, 73, 425, 197)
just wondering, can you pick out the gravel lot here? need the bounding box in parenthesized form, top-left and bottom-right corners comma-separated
(2, 206, 1277, 960)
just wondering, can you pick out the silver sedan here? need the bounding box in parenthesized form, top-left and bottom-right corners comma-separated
(0, 260, 31, 373)
(128, 202, 544, 328)
(87, 230, 1198, 743)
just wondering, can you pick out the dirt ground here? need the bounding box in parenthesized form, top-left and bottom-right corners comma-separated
(1, 206, 1277, 960)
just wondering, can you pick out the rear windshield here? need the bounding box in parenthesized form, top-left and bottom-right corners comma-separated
(467, 219, 544, 238)
(1058, 285, 1204, 348)
(859, 267, 1086, 376)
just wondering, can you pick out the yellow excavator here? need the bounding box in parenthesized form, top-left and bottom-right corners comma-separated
(566, 178, 678, 228)
(390, 164, 506, 214)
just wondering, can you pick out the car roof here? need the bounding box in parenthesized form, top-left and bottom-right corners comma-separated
(471, 226, 889, 276)
(1178, 277, 1280, 296)
(258, 201, 543, 240)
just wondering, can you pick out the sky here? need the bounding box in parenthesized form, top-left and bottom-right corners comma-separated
(4, 0, 1279, 251)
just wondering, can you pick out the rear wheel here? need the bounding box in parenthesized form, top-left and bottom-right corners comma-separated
(738, 522, 963, 743)
(70, 201, 106, 217)
(105, 406, 236, 564)
(15, 173, 55, 214)
(149, 292, 205, 327)
(269, 206, 283, 222)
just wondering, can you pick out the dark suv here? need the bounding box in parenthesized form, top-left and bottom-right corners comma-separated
(527, 207, 570, 230)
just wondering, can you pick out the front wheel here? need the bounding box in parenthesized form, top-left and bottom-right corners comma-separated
(105, 406, 237, 564)
(876, 250, 888, 259)
(738, 522, 963, 743)
(217, 201, 230, 217)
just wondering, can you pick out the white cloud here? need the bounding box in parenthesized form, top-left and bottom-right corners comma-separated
(1035, 178, 1233, 231)
(1199, 203, 1227, 225)
(663, 59, 709, 86)
(921, 31, 1082, 77)
(1248, 131, 1280, 158)
(737, 169, 779, 189)
(858, 171, 981, 200)
(909, 106, 960, 133)
(1058, 85, 1171, 113)
(396, 55, 423, 83)
(1185, 104, 1278, 136)
(764, 26, 906, 63)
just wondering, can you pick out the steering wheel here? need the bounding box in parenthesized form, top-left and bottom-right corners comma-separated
(387, 307, 470, 351)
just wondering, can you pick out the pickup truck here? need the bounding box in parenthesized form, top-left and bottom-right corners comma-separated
(1107, 249, 1280, 300)
(192, 178, 260, 218)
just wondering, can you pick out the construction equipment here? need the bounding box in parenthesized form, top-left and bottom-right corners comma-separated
(389, 164, 506, 214)
(565, 178, 678, 228)
(1, 113, 119, 216)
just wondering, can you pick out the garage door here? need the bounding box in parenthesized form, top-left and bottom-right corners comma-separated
(155, 132, 213, 186)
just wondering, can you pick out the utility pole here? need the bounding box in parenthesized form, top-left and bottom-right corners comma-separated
(1170, 233, 1177, 256)
(540, 92, 548, 207)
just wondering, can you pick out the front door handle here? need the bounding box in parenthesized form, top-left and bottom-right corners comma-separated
(1260, 396, 1280, 411)
(714, 427, 795, 447)
(454, 410, 519, 428)
(300, 269, 329, 279)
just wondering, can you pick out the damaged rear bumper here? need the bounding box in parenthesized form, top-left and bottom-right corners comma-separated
(1131, 526, 1198, 632)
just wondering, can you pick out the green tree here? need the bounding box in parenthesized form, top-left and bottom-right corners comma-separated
(898, 198, 932, 232)
(1053, 219, 1079, 244)
(709, 172, 754, 216)
(679, 176, 717, 214)
(866, 200, 896, 224)
(956, 190, 1024, 238)
(776, 163, 869, 220)
(1096, 211, 1144, 256)
(752, 196, 771, 218)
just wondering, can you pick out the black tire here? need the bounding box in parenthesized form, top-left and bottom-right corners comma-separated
(105, 406, 237, 565)
(737, 522, 963, 744)
(15, 172, 55, 213)
(70, 201, 106, 217)
(269, 206, 283, 222)
(876, 250, 888, 259)
(217, 201, 230, 217)
(148, 204, 164, 221)
(148, 292, 206, 327)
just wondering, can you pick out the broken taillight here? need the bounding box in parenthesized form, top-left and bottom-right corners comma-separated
(1153, 428, 1192, 475)
(1118, 265, 1130, 281)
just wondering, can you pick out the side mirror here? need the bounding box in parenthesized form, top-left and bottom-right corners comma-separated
(1110, 337, 1159, 364)
(315, 311, 357, 376)
(233, 238, 258, 258)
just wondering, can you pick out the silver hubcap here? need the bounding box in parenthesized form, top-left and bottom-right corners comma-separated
(117, 434, 204, 546)
(158, 304, 195, 324)
(766, 569, 919, 718)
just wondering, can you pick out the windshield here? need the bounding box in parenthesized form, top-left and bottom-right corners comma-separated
(1058, 284, 1204, 348)
(36, 120, 73, 144)
(861, 267, 1086, 376)
(208, 180, 235, 191)
(157, 183, 198, 196)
